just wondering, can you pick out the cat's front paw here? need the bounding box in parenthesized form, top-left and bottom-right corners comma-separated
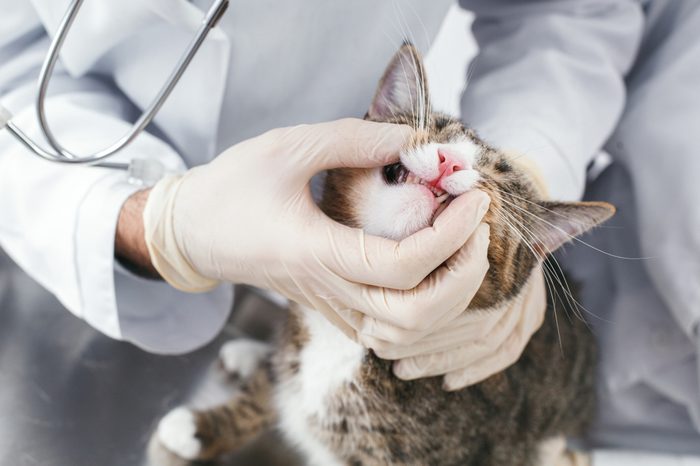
(219, 339, 271, 379)
(157, 407, 202, 461)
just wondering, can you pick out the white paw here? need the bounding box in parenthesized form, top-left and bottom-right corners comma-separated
(157, 407, 201, 460)
(219, 339, 271, 379)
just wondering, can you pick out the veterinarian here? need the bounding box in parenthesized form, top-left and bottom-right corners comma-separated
(0, 1, 697, 465)
(0, 2, 542, 394)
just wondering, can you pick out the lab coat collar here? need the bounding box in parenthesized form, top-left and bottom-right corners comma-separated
(29, 0, 230, 162)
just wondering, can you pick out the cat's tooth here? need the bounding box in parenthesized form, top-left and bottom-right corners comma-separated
(436, 193, 450, 204)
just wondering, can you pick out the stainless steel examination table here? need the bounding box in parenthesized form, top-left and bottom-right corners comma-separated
(0, 250, 301, 466)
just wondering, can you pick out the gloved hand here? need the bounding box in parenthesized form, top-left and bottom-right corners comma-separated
(143, 118, 492, 344)
(363, 267, 547, 390)
(363, 150, 550, 390)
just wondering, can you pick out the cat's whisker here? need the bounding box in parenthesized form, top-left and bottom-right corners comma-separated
(383, 4, 421, 129)
(494, 193, 612, 325)
(392, 2, 426, 130)
(495, 203, 578, 312)
(500, 189, 594, 228)
(500, 207, 587, 325)
(493, 209, 563, 306)
(490, 208, 567, 350)
(405, 2, 437, 116)
(498, 194, 649, 261)
(495, 209, 576, 351)
(484, 187, 583, 320)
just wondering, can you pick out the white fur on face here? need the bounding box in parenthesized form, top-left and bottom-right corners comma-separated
(356, 170, 437, 240)
(356, 137, 483, 240)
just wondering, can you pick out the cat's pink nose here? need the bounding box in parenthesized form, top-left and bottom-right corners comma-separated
(437, 148, 464, 178)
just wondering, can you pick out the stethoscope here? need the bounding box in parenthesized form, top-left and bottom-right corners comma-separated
(0, 0, 229, 185)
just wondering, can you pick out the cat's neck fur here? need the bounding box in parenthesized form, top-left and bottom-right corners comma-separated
(274, 306, 365, 466)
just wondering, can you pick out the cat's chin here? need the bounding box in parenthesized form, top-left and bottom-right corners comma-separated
(371, 191, 455, 241)
(430, 195, 455, 225)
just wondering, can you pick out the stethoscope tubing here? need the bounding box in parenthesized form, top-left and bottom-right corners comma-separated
(1, 0, 229, 170)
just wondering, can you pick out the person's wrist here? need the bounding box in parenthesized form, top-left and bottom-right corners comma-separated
(142, 174, 221, 292)
(115, 188, 161, 278)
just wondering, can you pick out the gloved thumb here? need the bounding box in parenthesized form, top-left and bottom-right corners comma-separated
(288, 118, 413, 176)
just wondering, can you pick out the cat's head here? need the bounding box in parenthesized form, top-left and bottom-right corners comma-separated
(321, 44, 615, 309)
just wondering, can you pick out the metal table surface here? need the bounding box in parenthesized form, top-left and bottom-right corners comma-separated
(0, 251, 301, 466)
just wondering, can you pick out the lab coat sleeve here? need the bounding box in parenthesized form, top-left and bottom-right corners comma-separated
(0, 8, 232, 354)
(458, 0, 644, 200)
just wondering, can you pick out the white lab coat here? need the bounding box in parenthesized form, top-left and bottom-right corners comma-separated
(460, 0, 700, 459)
(0, 0, 450, 349)
(1, 0, 699, 463)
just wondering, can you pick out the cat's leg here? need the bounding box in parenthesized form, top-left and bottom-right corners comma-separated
(219, 338, 272, 379)
(157, 365, 276, 461)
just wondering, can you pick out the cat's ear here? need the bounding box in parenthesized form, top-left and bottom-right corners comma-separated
(368, 43, 429, 122)
(532, 201, 615, 255)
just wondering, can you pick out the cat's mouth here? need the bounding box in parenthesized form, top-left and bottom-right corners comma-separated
(383, 162, 451, 204)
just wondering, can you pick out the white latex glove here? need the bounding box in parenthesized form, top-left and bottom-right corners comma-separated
(363, 263, 547, 390)
(144, 118, 491, 345)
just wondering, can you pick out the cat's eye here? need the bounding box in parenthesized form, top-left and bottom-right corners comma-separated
(383, 162, 408, 184)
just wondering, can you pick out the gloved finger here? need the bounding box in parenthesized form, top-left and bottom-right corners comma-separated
(441, 311, 535, 390)
(365, 306, 502, 359)
(357, 320, 426, 350)
(358, 297, 473, 354)
(431, 303, 506, 334)
(440, 270, 547, 389)
(353, 223, 490, 343)
(285, 118, 414, 176)
(312, 305, 360, 342)
(385, 267, 547, 374)
(390, 299, 522, 376)
(313, 189, 490, 291)
(523, 269, 547, 330)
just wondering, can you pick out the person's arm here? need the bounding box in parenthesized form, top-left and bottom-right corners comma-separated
(115, 189, 159, 279)
(3, 4, 493, 356)
(143, 118, 493, 344)
(459, 0, 644, 200)
(385, 0, 646, 390)
(0, 5, 233, 354)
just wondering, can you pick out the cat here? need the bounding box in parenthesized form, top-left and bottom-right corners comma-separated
(154, 44, 614, 466)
